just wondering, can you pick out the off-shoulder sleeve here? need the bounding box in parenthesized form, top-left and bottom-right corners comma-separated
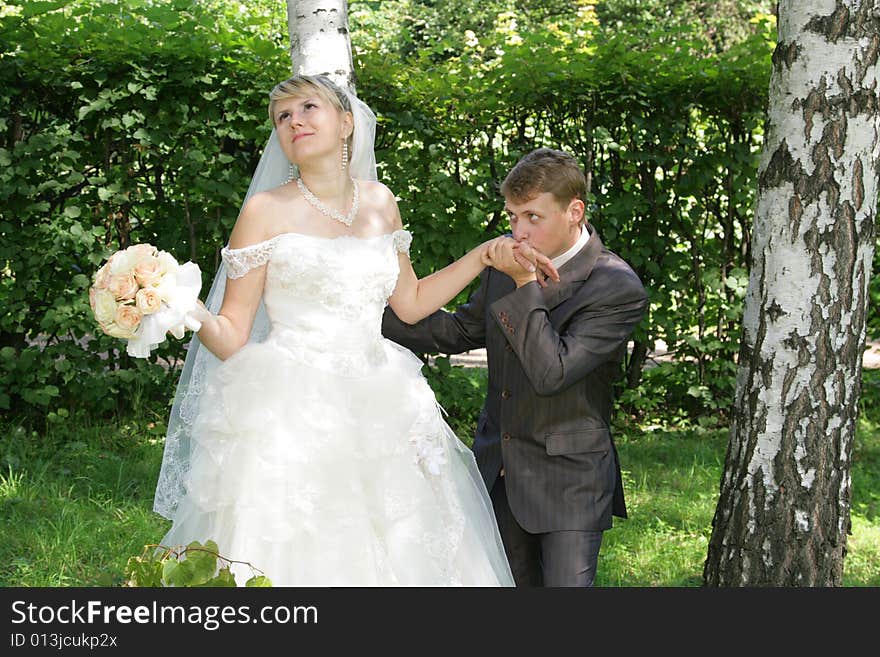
(220, 236, 280, 279)
(392, 229, 412, 257)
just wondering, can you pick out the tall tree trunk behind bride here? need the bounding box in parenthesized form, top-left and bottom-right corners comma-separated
(703, 0, 880, 586)
(286, 0, 356, 90)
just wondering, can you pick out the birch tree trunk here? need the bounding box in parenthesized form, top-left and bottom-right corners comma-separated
(703, 0, 880, 586)
(286, 0, 355, 90)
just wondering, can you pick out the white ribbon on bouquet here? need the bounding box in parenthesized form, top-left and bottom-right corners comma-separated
(126, 262, 203, 359)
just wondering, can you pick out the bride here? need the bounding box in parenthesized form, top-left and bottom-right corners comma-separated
(151, 74, 556, 586)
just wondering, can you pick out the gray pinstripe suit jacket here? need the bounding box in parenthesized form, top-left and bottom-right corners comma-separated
(382, 226, 648, 533)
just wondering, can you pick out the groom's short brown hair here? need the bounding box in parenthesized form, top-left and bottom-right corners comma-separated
(500, 148, 587, 208)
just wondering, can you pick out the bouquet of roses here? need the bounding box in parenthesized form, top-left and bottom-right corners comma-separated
(89, 243, 203, 358)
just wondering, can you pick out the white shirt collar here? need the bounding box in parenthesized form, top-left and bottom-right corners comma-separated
(551, 224, 590, 270)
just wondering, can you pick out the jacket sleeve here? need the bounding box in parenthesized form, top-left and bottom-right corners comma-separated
(381, 269, 489, 355)
(490, 264, 648, 396)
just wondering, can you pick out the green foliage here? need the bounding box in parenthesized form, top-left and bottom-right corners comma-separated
(354, 0, 775, 420)
(869, 248, 880, 338)
(125, 540, 271, 587)
(1, 0, 789, 426)
(593, 0, 776, 53)
(0, 0, 288, 418)
(422, 357, 488, 444)
(855, 370, 880, 525)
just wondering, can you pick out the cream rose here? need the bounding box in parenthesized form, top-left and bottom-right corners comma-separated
(94, 261, 112, 289)
(157, 250, 179, 276)
(93, 288, 118, 325)
(127, 243, 158, 260)
(108, 273, 138, 300)
(104, 321, 136, 339)
(153, 273, 180, 304)
(133, 256, 163, 287)
(109, 250, 136, 276)
(135, 287, 163, 314)
(115, 304, 142, 333)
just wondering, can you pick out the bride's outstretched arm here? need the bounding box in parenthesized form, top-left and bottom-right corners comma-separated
(187, 195, 270, 360)
(386, 192, 558, 325)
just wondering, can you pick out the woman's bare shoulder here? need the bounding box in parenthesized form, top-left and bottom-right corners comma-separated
(356, 180, 403, 231)
(356, 179, 397, 204)
(230, 186, 297, 248)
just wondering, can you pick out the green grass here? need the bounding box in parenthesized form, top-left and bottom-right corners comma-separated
(0, 415, 171, 586)
(595, 370, 880, 587)
(596, 427, 726, 586)
(846, 370, 880, 585)
(1, 375, 878, 587)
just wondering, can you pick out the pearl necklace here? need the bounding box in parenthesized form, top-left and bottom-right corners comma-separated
(296, 177, 359, 227)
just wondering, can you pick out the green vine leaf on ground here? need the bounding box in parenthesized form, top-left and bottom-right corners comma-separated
(124, 540, 271, 587)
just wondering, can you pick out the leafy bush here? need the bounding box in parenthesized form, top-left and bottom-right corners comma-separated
(1, 0, 786, 427)
(1, 0, 288, 419)
(422, 357, 488, 444)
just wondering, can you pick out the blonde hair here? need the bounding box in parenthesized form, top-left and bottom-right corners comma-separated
(268, 74, 351, 123)
(268, 74, 354, 160)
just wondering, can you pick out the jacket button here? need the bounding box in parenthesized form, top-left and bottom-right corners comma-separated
(501, 389, 511, 399)
(504, 343, 513, 352)
(502, 432, 511, 441)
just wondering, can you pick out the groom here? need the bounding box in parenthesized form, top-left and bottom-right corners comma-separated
(382, 148, 648, 586)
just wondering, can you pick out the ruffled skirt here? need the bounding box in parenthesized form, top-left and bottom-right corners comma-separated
(159, 338, 513, 586)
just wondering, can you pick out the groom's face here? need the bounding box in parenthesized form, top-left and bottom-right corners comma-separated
(505, 190, 584, 260)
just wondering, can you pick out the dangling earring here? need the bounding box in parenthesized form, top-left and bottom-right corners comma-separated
(341, 141, 349, 170)
(287, 163, 295, 183)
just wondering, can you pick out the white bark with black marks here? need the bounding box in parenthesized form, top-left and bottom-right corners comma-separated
(286, 0, 355, 90)
(704, 0, 880, 586)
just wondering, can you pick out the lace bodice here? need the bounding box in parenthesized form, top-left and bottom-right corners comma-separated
(220, 230, 412, 374)
(221, 229, 411, 279)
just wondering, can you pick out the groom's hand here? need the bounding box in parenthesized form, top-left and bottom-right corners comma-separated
(482, 238, 559, 288)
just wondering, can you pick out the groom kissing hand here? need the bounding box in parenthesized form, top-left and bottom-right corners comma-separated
(481, 238, 553, 288)
(382, 148, 648, 586)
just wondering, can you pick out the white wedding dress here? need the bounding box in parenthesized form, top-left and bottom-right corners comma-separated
(158, 229, 514, 586)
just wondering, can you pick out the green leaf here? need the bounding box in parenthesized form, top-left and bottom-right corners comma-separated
(64, 206, 82, 219)
(22, 1, 68, 18)
(204, 567, 238, 587)
(21, 385, 60, 407)
(181, 542, 219, 585)
(125, 556, 163, 587)
(245, 575, 272, 587)
(161, 559, 189, 586)
(687, 385, 706, 398)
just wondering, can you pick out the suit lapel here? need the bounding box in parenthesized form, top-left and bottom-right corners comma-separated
(540, 223, 603, 309)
